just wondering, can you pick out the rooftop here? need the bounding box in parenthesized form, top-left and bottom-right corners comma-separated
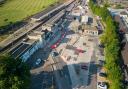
(31, 3, 63, 20)
(10, 38, 38, 58)
(66, 1, 75, 11)
(120, 11, 128, 15)
(28, 32, 42, 36)
(44, 10, 65, 26)
(10, 43, 31, 58)
(23, 39, 37, 45)
(82, 25, 97, 31)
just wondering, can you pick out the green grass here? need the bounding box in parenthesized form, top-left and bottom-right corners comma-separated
(0, 0, 58, 27)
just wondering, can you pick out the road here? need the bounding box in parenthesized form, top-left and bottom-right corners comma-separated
(86, 37, 98, 89)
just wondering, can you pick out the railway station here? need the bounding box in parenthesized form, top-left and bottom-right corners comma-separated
(9, 2, 71, 61)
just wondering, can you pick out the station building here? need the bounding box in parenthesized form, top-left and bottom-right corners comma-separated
(9, 31, 45, 62)
(9, 9, 66, 62)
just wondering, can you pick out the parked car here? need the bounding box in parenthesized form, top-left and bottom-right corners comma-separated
(122, 80, 128, 86)
(99, 44, 104, 48)
(67, 56, 71, 61)
(97, 82, 107, 89)
(76, 48, 86, 53)
(99, 72, 107, 77)
(73, 57, 77, 61)
(51, 51, 59, 58)
(98, 60, 105, 66)
(81, 64, 88, 70)
(36, 58, 42, 65)
(81, 66, 88, 70)
(88, 39, 93, 41)
(50, 44, 57, 49)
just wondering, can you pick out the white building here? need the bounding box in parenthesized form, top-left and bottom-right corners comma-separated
(71, 6, 84, 16)
(82, 25, 98, 36)
(81, 15, 88, 24)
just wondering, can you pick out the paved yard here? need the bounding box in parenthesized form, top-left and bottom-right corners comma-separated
(55, 31, 97, 89)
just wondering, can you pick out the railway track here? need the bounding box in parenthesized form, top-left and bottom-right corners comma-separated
(0, 0, 76, 54)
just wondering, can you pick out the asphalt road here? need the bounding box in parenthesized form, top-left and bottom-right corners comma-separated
(86, 48, 97, 89)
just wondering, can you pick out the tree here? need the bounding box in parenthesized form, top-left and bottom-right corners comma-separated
(0, 54, 30, 89)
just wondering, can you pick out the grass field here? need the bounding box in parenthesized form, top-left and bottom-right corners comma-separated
(0, 0, 58, 27)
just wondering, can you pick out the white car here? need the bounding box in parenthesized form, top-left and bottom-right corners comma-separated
(35, 58, 42, 65)
(97, 82, 107, 89)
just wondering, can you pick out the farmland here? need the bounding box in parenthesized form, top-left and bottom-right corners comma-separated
(0, 0, 58, 27)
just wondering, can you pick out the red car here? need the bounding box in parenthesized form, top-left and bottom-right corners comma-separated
(50, 44, 57, 49)
(76, 48, 86, 53)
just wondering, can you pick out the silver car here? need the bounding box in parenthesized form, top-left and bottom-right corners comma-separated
(35, 58, 42, 65)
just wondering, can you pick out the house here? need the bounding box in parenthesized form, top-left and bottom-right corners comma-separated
(71, 5, 85, 17)
(82, 25, 98, 36)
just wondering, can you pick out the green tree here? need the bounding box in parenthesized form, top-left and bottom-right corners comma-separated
(0, 54, 30, 89)
(89, 0, 124, 89)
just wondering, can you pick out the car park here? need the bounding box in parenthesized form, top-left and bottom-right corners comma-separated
(35, 58, 42, 65)
(97, 82, 107, 89)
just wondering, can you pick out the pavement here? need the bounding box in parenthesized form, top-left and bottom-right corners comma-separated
(57, 32, 99, 89)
